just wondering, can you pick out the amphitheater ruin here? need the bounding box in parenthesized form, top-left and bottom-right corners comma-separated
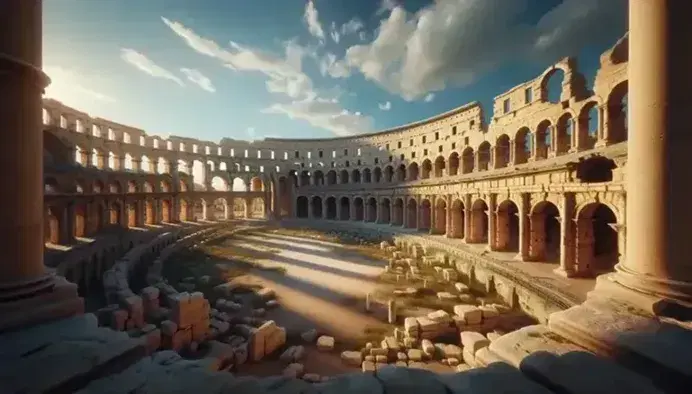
(1, 1, 692, 393)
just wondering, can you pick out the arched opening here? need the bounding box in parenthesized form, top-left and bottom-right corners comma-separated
(514, 127, 532, 165)
(127, 181, 138, 193)
(326, 197, 337, 220)
(451, 199, 465, 239)
(542, 68, 565, 104)
(496, 200, 519, 252)
(496, 135, 511, 168)
(311, 196, 323, 218)
(126, 203, 137, 228)
(384, 166, 393, 182)
(433, 156, 445, 177)
(109, 181, 122, 194)
(313, 171, 325, 186)
(93, 180, 104, 194)
(392, 198, 404, 226)
(161, 200, 172, 222)
(250, 198, 265, 218)
(535, 120, 552, 160)
(278, 177, 291, 217)
(448, 152, 459, 176)
(577, 203, 619, 276)
(145, 200, 155, 224)
(179, 199, 189, 221)
(531, 201, 561, 263)
(141, 155, 153, 173)
(296, 196, 309, 218)
(44, 178, 60, 194)
(232, 177, 247, 192)
(366, 197, 377, 222)
(477, 142, 491, 171)
(607, 81, 628, 143)
(380, 198, 391, 224)
(250, 177, 263, 192)
(419, 199, 431, 231)
(160, 180, 172, 193)
(556, 113, 574, 155)
(45, 207, 60, 244)
(233, 198, 247, 218)
(352, 169, 361, 184)
(421, 160, 432, 179)
(300, 171, 311, 187)
(461, 147, 475, 174)
(74, 204, 87, 237)
(353, 197, 364, 221)
(340, 170, 349, 184)
(396, 164, 406, 182)
(407, 162, 419, 181)
(363, 168, 372, 183)
(578, 101, 600, 150)
(434, 198, 446, 235)
(470, 199, 488, 243)
(157, 157, 169, 174)
(109, 202, 122, 225)
(326, 170, 337, 185)
(406, 199, 417, 229)
(339, 197, 350, 220)
(373, 167, 382, 183)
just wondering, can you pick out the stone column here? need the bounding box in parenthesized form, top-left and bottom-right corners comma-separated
(307, 197, 314, 219)
(486, 195, 497, 251)
(603, 0, 692, 307)
(555, 193, 576, 277)
(463, 194, 472, 243)
(514, 193, 530, 261)
(445, 195, 453, 238)
(0, 0, 82, 332)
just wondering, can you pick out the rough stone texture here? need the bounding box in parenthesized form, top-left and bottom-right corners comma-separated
(317, 335, 335, 351)
(340, 351, 363, 367)
(488, 324, 587, 368)
(461, 331, 491, 354)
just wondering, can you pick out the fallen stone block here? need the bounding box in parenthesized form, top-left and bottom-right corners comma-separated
(460, 331, 490, 354)
(301, 328, 318, 343)
(317, 335, 335, 351)
(340, 351, 363, 366)
(454, 304, 483, 325)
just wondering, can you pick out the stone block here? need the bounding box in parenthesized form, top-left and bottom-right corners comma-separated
(283, 363, 304, 378)
(341, 350, 363, 366)
(444, 344, 463, 359)
(463, 348, 477, 367)
(375, 355, 388, 363)
(317, 335, 335, 351)
(301, 328, 318, 343)
(421, 339, 435, 356)
(264, 326, 287, 356)
(407, 349, 423, 362)
(480, 305, 500, 319)
(460, 331, 490, 354)
(454, 282, 470, 293)
(362, 361, 376, 372)
(427, 310, 452, 323)
(454, 305, 483, 325)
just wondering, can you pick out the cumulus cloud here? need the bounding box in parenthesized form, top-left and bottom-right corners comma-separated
(180, 68, 215, 92)
(44, 65, 117, 104)
(377, 0, 399, 16)
(339, 0, 627, 101)
(120, 48, 184, 86)
(341, 18, 365, 36)
(378, 101, 392, 111)
(162, 17, 373, 136)
(304, 1, 325, 41)
(319, 53, 351, 79)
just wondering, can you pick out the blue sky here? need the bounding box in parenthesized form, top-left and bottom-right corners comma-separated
(43, 0, 627, 142)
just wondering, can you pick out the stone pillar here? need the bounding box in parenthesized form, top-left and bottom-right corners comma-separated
(463, 195, 472, 243)
(445, 195, 453, 238)
(65, 203, 75, 244)
(556, 193, 576, 277)
(428, 197, 436, 234)
(0, 0, 82, 332)
(307, 197, 314, 219)
(514, 193, 530, 261)
(508, 141, 515, 166)
(528, 212, 546, 261)
(599, 1, 692, 307)
(486, 195, 497, 251)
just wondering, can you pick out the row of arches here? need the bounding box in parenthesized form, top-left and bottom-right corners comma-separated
(295, 195, 619, 277)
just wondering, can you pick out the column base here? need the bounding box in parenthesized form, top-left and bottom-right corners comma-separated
(0, 274, 84, 333)
(589, 265, 692, 316)
(553, 266, 577, 278)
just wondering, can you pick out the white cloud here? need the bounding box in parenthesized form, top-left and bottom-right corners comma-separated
(319, 53, 351, 79)
(120, 48, 184, 86)
(341, 18, 365, 36)
(423, 93, 435, 103)
(358, 31, 368, 41)
(263, 96, 373, 137)
(304, 1, 325, 41)
(163, 17, 372, 136)
(180, 68, 215, 92)
(378, 101, 392, 111)
(330, 22, 340, 43)
(44, 66, 117, 105)
(376, 0, 399, 16)
(340, 0, 626, 101)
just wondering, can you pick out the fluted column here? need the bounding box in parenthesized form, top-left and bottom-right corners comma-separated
(0, 0, 82, 332)
(605, 0, 692, 306)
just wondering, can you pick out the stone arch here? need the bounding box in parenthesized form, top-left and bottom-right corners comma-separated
(406, 199, 417, 229)
(339, 169, 349, 184)
(407, 162, 419, 181)
(143, 181, 154, 193)
(300, 170, 311, 187)
(127, 180, 138, 193)
(433, 156, 445, 178)
(434, 198, 446, 234)
(161, 199, 172, 222)
(160, 180, 172, 193)
(44, 177, 60, 194)
(470, 199, 488, 243)
(477, 142, 491, 171)
(93, 180, 105, 194)
(451, 199, 465, 239)
(353, 197, 364, 221)
(311, 196, 323, 218)
(496, 135, 511, 168)
(250, 176, 263, 192)
(448, 152, 460, 176)
(363, 168, 372, 183)
(313, 171, 325, 186)
(366, 197, 377, 222)
(232, 198, 246, 218)
(339, 196, 350, 220)
(540, 67, 566, 104)
(141, 155, 153, 173)
(535, 120, 552, 160)
(109, 201, 122, 225)
(384, 166, 394, 182)
(157, 157, 170, 174)
(373, 167, 382, 183)
(461, 147, 475, 174)
(530, 201, 561, 263)
(145, 200, 156, 224)
(126, 202, 137, 228)
(326, 196, 337, 219)
(179, 199, 190, 221)
(214, 197, 229, 220)
(607, 80, 628, 143)
(74, 204, 87, 237)
(392, 198, 404, 226)
(351, 169, 361, 184)
(421, 159, 432, 179)
(496, 199, 520, 252)
(296, 196, 309, 218)
(109, 181, 122, 194)
(232, 177, 247, 192)
(326, 170, 337, 185)
(379, 198, 391, 224)
(250, 197, 265, 218)
(419, 199, 431, 231)
(555, 112, 575, 155)
(578, 100, 600, 150)
(396, 164, 406, 182)
(514, 127, 532, 165)
(575, 202, 619, 276)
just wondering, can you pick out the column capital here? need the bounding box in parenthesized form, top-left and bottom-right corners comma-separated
(0, 53, 51, 90)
